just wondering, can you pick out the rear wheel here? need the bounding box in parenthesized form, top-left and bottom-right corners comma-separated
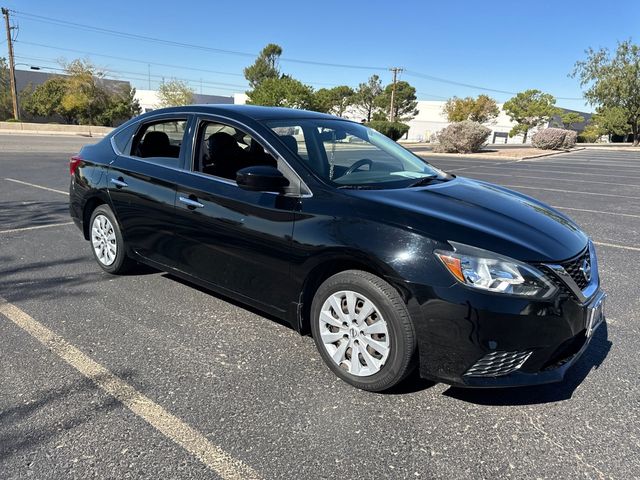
(310, 270, 416, 392)
(89, 205, 135, 274)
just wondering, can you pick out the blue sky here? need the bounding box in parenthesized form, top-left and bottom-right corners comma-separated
(3, 0, 639, 111)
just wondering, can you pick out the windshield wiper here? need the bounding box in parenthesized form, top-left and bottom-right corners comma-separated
(408, 175, 439, 187)
(336, 184, 381, 190)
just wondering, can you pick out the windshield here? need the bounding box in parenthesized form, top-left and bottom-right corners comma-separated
(264, 119, 445, 189)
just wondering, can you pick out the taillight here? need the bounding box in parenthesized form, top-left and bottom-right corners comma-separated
(69, 156, 82, 176)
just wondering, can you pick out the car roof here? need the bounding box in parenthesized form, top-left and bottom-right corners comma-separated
(141, 104, 345, 122)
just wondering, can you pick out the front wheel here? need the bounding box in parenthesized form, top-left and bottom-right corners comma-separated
(89, 205, 135, 274)
(310, 270, 416, 392)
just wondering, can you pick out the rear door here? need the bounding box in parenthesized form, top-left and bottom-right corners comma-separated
(170, 115, 302, 314)
(108, 115, 193, 268)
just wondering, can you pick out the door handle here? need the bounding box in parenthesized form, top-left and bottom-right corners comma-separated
(179, 196, 204, 209)
(110, 178, 128, 188)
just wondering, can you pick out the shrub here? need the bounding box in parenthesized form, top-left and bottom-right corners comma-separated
(433, 121, 490, 153)
(531, 127, 577, 150)
(562, 130, 577, 149)
(366, 120, 410, 141)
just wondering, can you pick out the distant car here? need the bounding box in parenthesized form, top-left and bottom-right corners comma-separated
(69, 105, 605, 391)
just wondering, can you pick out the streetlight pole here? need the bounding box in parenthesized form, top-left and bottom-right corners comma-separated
(2, 8, 19, 120)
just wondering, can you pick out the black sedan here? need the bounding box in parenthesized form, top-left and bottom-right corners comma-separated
(69, 105, 605, 392)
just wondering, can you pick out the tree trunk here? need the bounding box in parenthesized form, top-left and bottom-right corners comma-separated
(633, 121, 639, 146)
(522, 130, 528, 144)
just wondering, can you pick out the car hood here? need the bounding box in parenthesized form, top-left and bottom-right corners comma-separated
(351, 176, 588, 262)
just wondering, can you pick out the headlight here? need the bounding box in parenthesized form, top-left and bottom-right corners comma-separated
(435, 242, 557, 299)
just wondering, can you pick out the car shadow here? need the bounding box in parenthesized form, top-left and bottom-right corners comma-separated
(384, 367, 437, 395)
(161, 273, 296, 332)
(156, 273, 611, 403)
(0, 200, 70, 231)
(442, 322, 612, 405)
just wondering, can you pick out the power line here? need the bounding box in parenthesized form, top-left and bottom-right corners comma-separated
(14, 54, 248, 88)
(15, 40, 350, 88)
(18, 40, 245, 77)
(11, 10, 387, 71)
(404, 70, 583, 101)
(13, 56, 242, 94)
(10, 9, 585, 101)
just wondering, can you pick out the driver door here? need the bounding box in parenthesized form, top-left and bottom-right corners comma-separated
(171, 116, 302, 315)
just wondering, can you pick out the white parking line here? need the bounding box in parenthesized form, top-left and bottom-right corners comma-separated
(594, 241, 640, 252)
(4, 178, 69, 196)
(0, 222, 74, 234)
(551, 206, 640, 220)
(453, 165, 640, 179)
(501, 184, 640, 200)
(0, 298, 261, 480)
(466, 171, 640, 189)
(526, 162, 640, 169)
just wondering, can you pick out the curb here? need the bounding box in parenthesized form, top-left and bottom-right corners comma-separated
(414, 151, 521, 161)
(0, 130, 107, 138)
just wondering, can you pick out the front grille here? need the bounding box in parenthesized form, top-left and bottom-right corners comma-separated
(463, 350, 533, 377)
(560, 248, 591, 290)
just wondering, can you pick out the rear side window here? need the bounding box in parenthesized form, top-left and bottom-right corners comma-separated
(130, 119, 188, 168)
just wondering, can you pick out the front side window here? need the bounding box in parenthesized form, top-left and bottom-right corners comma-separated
(265, 119, 444, 189)
(130, 119, 187, 167)
(194, 121, 277, 181)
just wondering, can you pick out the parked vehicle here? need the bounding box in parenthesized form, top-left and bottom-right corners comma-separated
(69, 105, 605, 391)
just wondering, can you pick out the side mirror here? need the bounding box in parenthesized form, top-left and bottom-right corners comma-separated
(236, 166, 290, 193)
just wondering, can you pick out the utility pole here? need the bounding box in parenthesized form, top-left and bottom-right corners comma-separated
(388, 67, 403, 122)
(2, 8, 19, 120)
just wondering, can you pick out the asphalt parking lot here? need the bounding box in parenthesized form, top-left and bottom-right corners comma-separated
(1, 134, 638, 479)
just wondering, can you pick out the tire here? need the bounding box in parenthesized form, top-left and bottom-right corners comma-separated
(88, 205, 135, 274)
(310, 270, 416, 392)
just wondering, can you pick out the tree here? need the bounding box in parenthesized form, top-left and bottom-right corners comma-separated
(0, 57, 13, 120)
(375, 81, 418, 121)
(503, 89, 560, 143)
(244, 43, 282, 89)
(580, 122, 603, 142)
(443, 94, 499, 123)
(560, 111, 585, 130)
(157, 79, 194, 107)
(60, 59, 111, 125)
(365, 120, 410, 141)
(247, 75, 315, 109)
(353, 75, 383, 122)
(314, 86, 355, 116)
(22, 76, 77, 123)
(96, 85, 141, 126)
(572, 39, 640, 145)
(593, 106, 630, 138)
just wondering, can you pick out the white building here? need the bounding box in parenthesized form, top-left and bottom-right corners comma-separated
(402, 101, 530, 144)
(135, 89, 233, 114)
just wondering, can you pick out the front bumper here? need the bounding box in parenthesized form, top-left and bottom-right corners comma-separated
(409, 280, 606, 388)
